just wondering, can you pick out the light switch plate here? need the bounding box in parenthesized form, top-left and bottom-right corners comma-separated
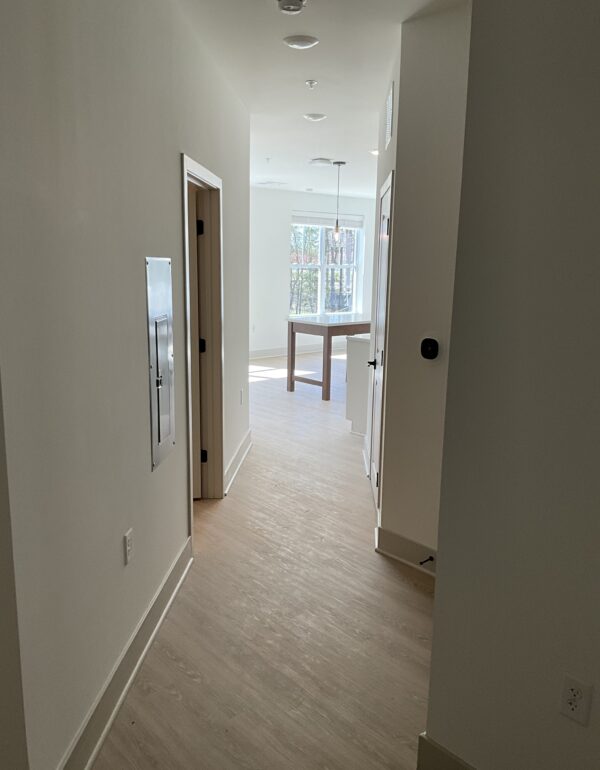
(124, 528, 133, 565)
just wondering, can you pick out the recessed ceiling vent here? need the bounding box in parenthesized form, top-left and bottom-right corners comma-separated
(277, 0, 307, 14)
(310, 158, 333, 166)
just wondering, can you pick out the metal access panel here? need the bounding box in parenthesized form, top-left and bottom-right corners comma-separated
(145, 257, 175, 469)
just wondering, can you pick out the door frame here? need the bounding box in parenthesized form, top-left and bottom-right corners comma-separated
(366, 170, 394, 517)
(182, 154, 225, 539)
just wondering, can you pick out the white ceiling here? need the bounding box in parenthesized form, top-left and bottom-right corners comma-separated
(181, 0, 449, 198)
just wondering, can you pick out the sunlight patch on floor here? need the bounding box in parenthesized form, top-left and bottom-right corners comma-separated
(249, 365, 316, 383)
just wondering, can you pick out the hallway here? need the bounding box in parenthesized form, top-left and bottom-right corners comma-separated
(94, 353, 434, 770)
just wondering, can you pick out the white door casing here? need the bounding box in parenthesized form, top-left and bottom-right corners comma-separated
(369, 172, 393, 509)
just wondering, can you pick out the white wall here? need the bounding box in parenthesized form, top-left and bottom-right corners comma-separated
(0, 2, 249, 768)
(426, 1, 600, 768)
(377, 4, 471, 550)
(249, 187, 375, 357)
(0, 372, 29, 769)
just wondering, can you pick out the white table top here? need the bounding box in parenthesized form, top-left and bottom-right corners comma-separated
(288, 313, 371, 327)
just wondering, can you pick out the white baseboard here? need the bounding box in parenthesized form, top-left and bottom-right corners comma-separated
(250, 339, 346, 360)
(61, 539, 193, 770)
(417, 734, 475, 770)
(224, 429, 252, 495)
(374, 527, 437, 576)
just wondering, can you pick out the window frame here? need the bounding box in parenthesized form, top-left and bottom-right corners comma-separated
(289, 220, 364, 317)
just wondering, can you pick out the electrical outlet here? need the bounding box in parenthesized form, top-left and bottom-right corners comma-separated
(123, 528, 133, 565)
(560, 675, 593, 725)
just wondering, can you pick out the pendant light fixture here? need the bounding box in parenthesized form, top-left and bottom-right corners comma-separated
(333, 161, 346, 242)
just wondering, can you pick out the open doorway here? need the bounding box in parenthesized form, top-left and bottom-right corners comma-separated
(248, 188, 377, 430)
(367, 171, 393, 510)
(182, 155, 225, 522)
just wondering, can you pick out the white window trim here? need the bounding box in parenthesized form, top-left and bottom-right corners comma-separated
(289, 215, 365, 316)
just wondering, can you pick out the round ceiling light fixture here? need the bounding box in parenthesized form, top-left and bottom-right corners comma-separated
(283, 35, 319, 50)
(370, 149, 379, 156)
(310, 157, 332, 166)
(305, 79, 318, 90)
(277, 0, 307, 14)
(304, 113, 327, 122)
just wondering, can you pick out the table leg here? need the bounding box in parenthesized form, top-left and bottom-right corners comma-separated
(322, 329, 332, 400)
(287, 322, 296, 392)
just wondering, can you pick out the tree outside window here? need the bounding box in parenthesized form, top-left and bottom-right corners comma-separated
(289, 223, 361, 315)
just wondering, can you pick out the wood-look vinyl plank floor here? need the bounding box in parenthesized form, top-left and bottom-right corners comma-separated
(94, 352, 434, 770)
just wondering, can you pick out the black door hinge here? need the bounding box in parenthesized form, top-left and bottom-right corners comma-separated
(199, 338, 206, 353)
(376, 472, 379, 488)
(201, 449, 208, 463)
(196, 219, 204, 236)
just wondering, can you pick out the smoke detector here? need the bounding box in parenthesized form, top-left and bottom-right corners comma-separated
(277, 0, 307, 14)
(304, 113, 327, 122)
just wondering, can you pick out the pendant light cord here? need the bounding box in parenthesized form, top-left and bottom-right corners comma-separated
(333, 161, 345, 242)
(336, 163, 340, 228)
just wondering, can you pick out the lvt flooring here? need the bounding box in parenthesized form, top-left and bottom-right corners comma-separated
(94, 352, 434, 770)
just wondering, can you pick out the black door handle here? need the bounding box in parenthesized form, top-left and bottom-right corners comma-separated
(367, 359, 377, 369)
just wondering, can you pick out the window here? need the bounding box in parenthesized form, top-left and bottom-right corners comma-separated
(289, 216, 363, 316)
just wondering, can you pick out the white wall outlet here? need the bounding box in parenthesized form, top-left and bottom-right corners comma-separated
(123, 528, 133, 565)
(560, 675, 593, 726)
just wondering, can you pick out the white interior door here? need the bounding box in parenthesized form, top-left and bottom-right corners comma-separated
(369, 174, 393, 507)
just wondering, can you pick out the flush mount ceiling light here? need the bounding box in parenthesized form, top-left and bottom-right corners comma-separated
(310, 157, 332, 166)
(283, 35, 319, 50)
(305, 79, 318, 90)
(257, 180, 288, 186)
(304, 113, 327, 122)
(277, 0, 307, 14)
(369, 149, 379, 156)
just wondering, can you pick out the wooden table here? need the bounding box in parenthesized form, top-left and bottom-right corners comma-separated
(287, 314, 371, 401)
